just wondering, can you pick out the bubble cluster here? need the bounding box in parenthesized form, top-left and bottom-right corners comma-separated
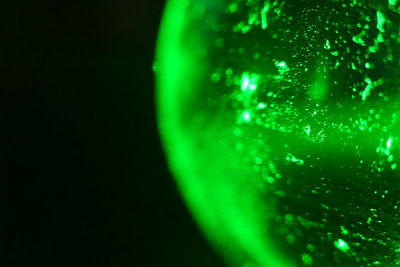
(157, 0, 400, 266)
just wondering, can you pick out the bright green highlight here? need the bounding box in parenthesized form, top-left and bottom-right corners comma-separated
(285, 153, 304, 165)
(242, 110, 252, 122)
(376, 10, 386, 32)
(334, 239, 350, 253)
(261, 2, 270, 30)
(241, 72, 259, 91)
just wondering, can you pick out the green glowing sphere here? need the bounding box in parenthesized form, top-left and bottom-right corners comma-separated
(156, 0, 400, 266)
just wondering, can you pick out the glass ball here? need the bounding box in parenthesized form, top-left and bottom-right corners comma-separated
(156, 0, 400, 266)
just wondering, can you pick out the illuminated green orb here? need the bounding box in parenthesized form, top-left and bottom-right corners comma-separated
(156, 0, 400, 266)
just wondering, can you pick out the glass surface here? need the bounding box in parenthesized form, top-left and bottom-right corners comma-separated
(156, 0, 400, 266)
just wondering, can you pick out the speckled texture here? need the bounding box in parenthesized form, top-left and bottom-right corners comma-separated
(157, 0, 400, 265)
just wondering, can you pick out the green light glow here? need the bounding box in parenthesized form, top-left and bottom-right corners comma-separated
(241, 72, 259, 91)
(376, 10, 386, 33)
(260, 2, 270, 30)
(340, 225, 349, 235)
(156, 0, 400, 266)
(301, 253, 313, 265)
(242, 110, 252, 123)
(334, 239, 350, 253)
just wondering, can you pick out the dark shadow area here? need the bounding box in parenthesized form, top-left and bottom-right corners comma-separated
(2, 1, 225, 266)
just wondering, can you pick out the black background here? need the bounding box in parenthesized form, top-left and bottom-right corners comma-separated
(3, 1, 225, 266)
